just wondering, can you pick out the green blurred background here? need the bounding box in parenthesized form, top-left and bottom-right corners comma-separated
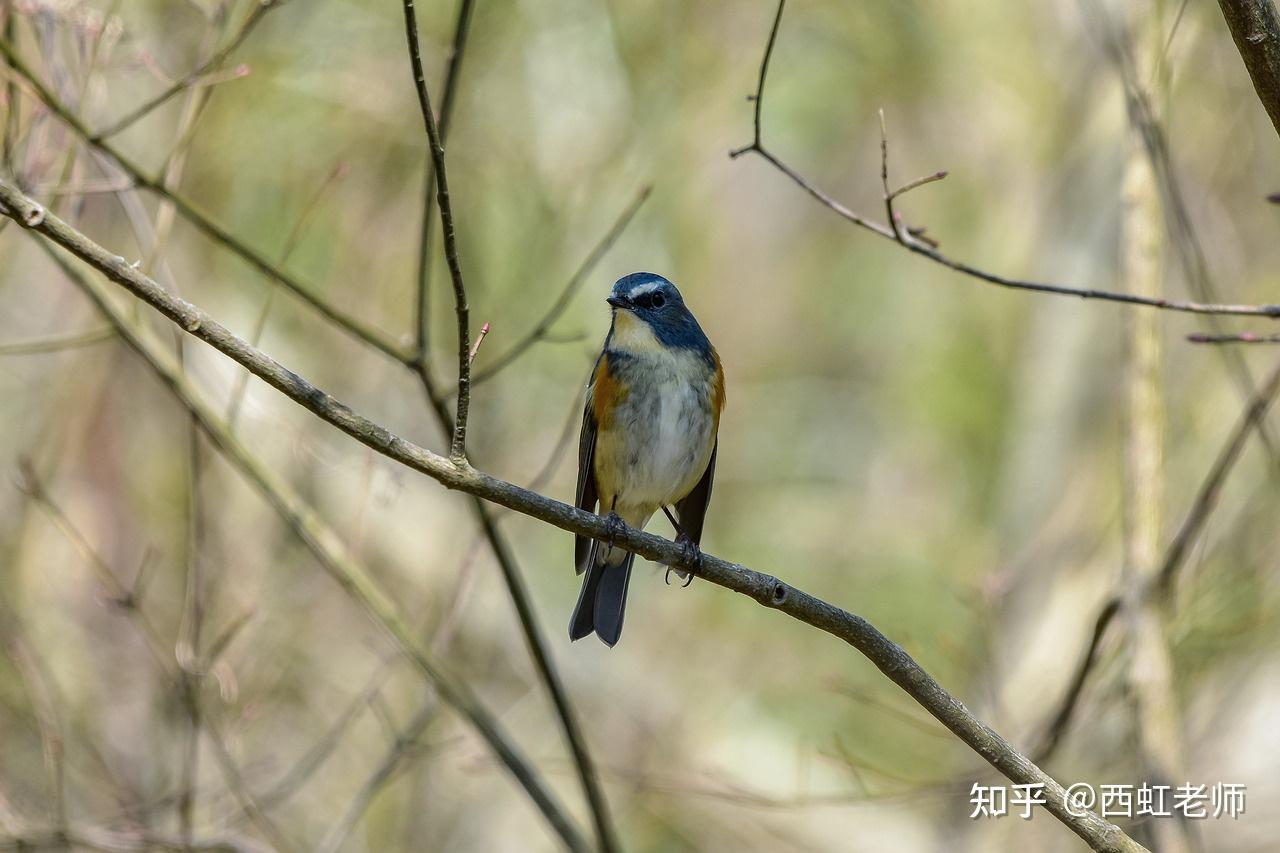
(2, 0, 1280, 850)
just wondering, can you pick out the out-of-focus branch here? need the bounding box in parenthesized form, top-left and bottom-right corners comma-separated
(1117, 29, 1189, 846)
(91, 0, 288, 141)
(0, 37, 411, 362)
(402, 0, 472, 461)
(1032, 597, 1122, 763)
(1155, 354, 1280, 594)
(0, 596, 69, 841)
(24, 230, 592, 853)
(1215, 0, 1280, 138)
(1081, 0, 1280, 456)
(316, 696, 439, 853)
(729, 0, 1280, 320)
(1033, 355, 1280, 761)
(0, 178, 1148, 853)
(471, 185, 651, 387)
(1188, 331, 1280, 343)
(0, 326, 115, 355)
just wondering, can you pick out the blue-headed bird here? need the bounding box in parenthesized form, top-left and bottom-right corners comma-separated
(571, 272, 725, 646)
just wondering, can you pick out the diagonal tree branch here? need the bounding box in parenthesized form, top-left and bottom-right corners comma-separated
(728, 0, 1280, 320)
(91, 0, 289, 141)
(1032, 353, 1280, 762)
(26, 228, 592, 853)
(470, 185, 651, 388)
(0, 36, 410, 363)
(1215, 0, 1280, 138)
(0, 177, 1147, 853)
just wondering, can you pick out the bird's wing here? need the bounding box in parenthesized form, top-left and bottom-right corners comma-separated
(675, 440, 717, 548)
(574, 385, 600, 575)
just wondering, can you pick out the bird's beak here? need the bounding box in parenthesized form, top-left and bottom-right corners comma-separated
(606, 295, 630, 310)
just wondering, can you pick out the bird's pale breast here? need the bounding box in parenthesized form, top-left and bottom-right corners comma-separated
(592, 346, 718, 526)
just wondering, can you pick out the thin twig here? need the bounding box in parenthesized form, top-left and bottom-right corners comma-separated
(0, 602, 69, 842)
(402, 0, 472, 461)
(1031, 596, 1120, 763)
(397, 6, 621, 850)
(1156, 355, 1280, 595)
(467, 321, 489, 365)
(470, 185, 652, 387)
(1082, 0, 1280, 457)
(727, 0, 1280, 320)
(91, 0, 287, 140)
(315, 697, 439, 853)
(0, 37, 410, 361)
(1, 177, 1147, 853)
(414, 0, 475, 360)
(1188, 332, 1280, 344)
(0, 326, 115, 355)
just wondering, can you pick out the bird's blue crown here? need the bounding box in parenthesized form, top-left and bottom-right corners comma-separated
(607, 272, 711, 356)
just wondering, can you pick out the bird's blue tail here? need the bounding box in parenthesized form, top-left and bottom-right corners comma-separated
(569, 543, 635, 647)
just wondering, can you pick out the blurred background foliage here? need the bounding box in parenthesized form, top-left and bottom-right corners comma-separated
(2, 0, 1280, 850)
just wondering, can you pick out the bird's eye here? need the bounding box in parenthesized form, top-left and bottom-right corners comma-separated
(651, 292, 665, 308)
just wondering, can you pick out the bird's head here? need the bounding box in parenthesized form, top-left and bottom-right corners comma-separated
(606, 272, 710, 355)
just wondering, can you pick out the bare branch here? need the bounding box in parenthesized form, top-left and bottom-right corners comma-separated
(415, 0, 476, 360)
(471, 185, 651, 387)
(1033, 355, 1280, 759)
(1188, 331, 1280, 344)
(1031, 597, 1122, 763)
(92, 0, 288, 140)
(0, 36, 411, 362)
(0, 326, 115, 355)
(402, 0, 473, 461)
(729, 0, 1280, 320)
(398, 6, 621, 851)
(1215, 0, 1280, 138)
(0, 177, 1148, 853)
(1156, 354, 1280, 594)
(27, 230, 594, 853)
(315, 696, 439, 853)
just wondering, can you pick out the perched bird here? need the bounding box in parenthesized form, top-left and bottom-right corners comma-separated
(571, 272, 725, 646)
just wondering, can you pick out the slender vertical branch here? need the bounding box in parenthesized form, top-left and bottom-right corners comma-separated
(402, 0, 472, 461)
(397, 7, 621, 851)
(415, 0, 475, 361)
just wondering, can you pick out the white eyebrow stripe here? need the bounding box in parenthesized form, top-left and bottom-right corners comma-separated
(626, 282, 661, 299)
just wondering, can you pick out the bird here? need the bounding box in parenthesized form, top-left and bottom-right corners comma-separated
(570, 272, 725, 646)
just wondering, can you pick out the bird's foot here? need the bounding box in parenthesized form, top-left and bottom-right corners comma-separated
(603, 511, 626, 547)
(667, 531, 700, 588)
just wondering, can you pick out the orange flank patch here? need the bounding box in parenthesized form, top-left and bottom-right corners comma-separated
(591, 355, 627, 428)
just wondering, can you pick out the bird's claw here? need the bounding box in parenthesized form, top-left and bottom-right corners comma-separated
(603, 511, 626, 546)
(671, 531, 701, 587)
